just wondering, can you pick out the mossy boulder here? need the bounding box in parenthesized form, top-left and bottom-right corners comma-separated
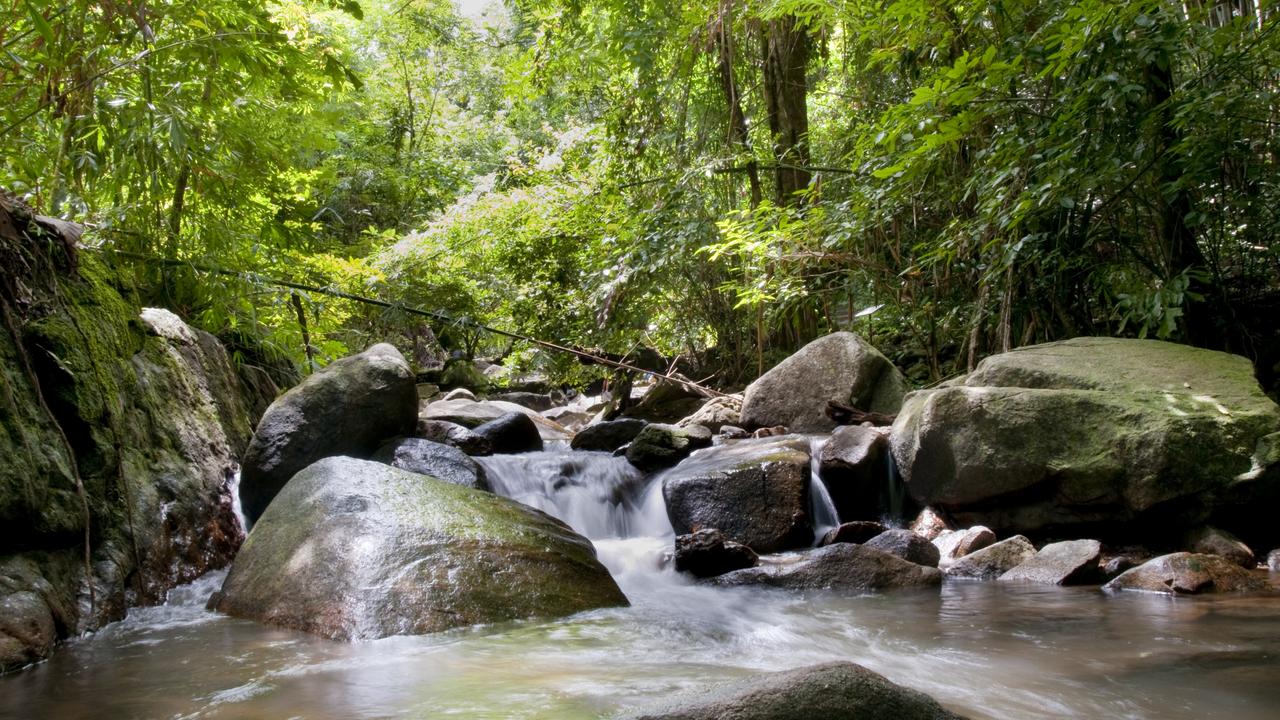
(891, 338, 1280, 545)
(662, 436, 813, 553)
(212, 457, 627, 640)
(239, 343, 418, 524)
(740, 332, 906, 433)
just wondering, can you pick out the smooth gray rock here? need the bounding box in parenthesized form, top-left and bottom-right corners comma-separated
(214, 457, 627, 640)
(945, 536, 1036, 580)
(663, 436, 812, 553)
(627, 423, 713, 472)
(239, 343, 417, 524)
(415, 419, 492, 456)
(674, 529, 759, 578)
(740, 332, 906, 433)
(441, 387, 477, 402)
(571, 418, 648, 453)
(1103, 552, 1269, 594)
(473, 412, 543, 454)
(932, 527, 996, 569)
(865, 529, 941, 568)
(998, 539, 1102, 585)
(616, 661, 967, 720)
(371, 437, 490, 491)
(710, 543, 942, 591)
(490, 391, 555, 412)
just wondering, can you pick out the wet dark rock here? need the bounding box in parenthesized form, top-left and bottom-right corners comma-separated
(371, 437, 490, 491)
(865, 529, 941, 568)
(818, 425, 890, 520)
(415, 419, 492, 456)
(420, 399, 569, 442)
(673, 529, 759, 578)
(571, 418, 647, 453)
(891, 338, 1280, 542)
(932, 527, 996, 569)
(616, 661, 966, 720)
(663, 436, 812, 553)
(819, 521, 888, 547)
(945, 536, 1036, 580)
(622, 379, 707, 424)
(1185, 526, 1255, 569)
(214, 457, 627, 640)
(626, 423, 713, 472)
(710, 543, 942, 591)
(490, 391, 555, 412)
(473, 412, 543, 454)
(1103, 552, 1269, 595)
(998, 539, 1103, 585)
(240, 343, 417, 524)
(1103, 556, 1138, 579)
(740, 332, 906, 433)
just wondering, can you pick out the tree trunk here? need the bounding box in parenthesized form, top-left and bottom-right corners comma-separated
(760, 15, 812, 206)
(713, 0, 761, 208)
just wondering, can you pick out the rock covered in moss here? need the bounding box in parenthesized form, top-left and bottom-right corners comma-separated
(1103, 552, 1268, 595)
(616, 661, 967, 720)
(740, 332, 906, 433)
(239, 343, 418, 524)
(891, 338, 1280, 542)
(213, 457, 628, 640)
(626, 423, 713, 472)
(662, 436, 812, 553)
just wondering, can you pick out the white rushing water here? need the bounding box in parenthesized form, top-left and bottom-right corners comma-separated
(3, 444, 1279, 720)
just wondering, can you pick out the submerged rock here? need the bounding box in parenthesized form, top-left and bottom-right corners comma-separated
(1185, 526, 1255, 569)
(415, 419, 492, 456)
(572, 418, 647, 453)
(626, 423, 713, 472)
(865, 529, 941, 568)
(616, 661, 966, 720)
(710, 543, 942, 591)
(891, 338, 1280, 543)
(820, 521, 889, 547)
(663, 436, 812, 553)
(998, 539, 1102, 585)
(371, 437, 490, 491)
(213, 457, 627, 640)
(740, 332, 906, 433)
(945, 536, 1036, 580)
(673, 529, 759, 578)
(818, 425, 890, 520)
(932, 526, 996, 569)
(1103, 552, 1268, 595)
(473, 412, 543, 454)
(239, 343, 417, 524)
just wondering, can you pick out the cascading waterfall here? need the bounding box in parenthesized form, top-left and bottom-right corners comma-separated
(805, 436, 841, 543)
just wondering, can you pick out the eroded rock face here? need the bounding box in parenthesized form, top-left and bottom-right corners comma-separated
(239, 343, 417, 524)
(673, 529, 758, 578)
(626, 423, 713, 472)
(998, 539, 1102, 585)
(865, 529, 941, 568)
(616, 661, 967, 720)
(371, 437, 490, 491)
(662, 436, 812, 553)
(740, 332, 907, 433)
(213, 457, 627, 640)
(1103, 552, 1268, 595)
(710, 543, 942, 591)
(891, 338, 1280, 544)
(945, 536, 1035, 580)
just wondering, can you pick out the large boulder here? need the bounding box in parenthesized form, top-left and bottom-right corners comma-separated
(572, 418, 647, 453)
(212, 457, 627, 639)
(865, 529, 941, 568)
(710, 543, 942, 591)
(740, 332, 907, 433)
(820, 521, 889, 546)
(998, 539, 1102, 585)
(616, 661, 966, 720)
(818, 425, 890, 520)
(891, 338, 1280, 544)
(1103, 552, 1269, 594)
(662, 437, 813, 553)
(1184, 526, 1255, 569)
(673, 529, 759, 578)
(239, 343, 417, 524)
(945, 536, 1035, 580)
(626, 423, 713, 472)
(415, 419, 492, 456)
(676, 395, 743, 434)
(371, 437, 490, 491)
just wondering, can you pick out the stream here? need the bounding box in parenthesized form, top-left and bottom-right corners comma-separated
(3, 445, 1279, 719)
